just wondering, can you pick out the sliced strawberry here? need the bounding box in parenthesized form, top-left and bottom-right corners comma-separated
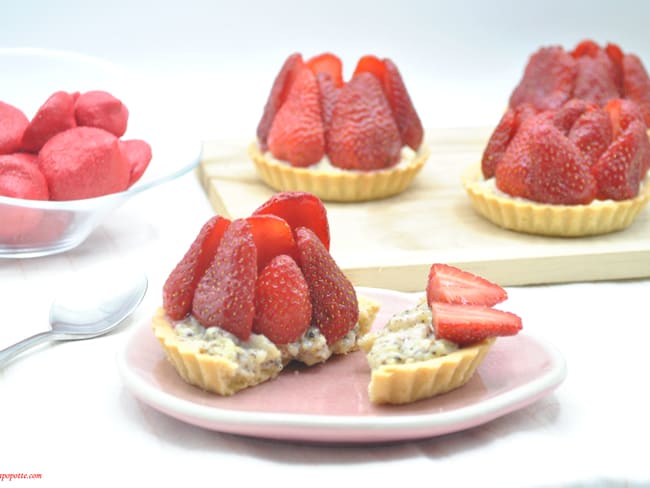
(426, 263, 507, 307)
(162, 215, 231, 320)
(568, 106, 613, 166)
(527, 123, 597, 204)
(328, 72, 401, 170)
(353, 54, 386, 81)
(571, 39, 601, 58)
(21, 91, 77, 153)
(604, 98, 646, 138)
(256, 53, 304, 150)
(509, 46, 577, 111)
(622, 54, 650, 126)
(246, 214, 298, 271)
(267, 65, 325, 167)
(295, 226, 358, 344)
(573, 51, 621, 106)
(592, 119, 648, 200)
(191, 219, 257, 340)
(253, 255, 312, 344)
(306, 53, 343, 88)
(431, 302, 522, 346)
(252, 191, 330, 250)
(355, 56, 423, 149)
(481, 104, 536, 178)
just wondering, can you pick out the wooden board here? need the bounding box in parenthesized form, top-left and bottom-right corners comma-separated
(197, 128, 650, 291)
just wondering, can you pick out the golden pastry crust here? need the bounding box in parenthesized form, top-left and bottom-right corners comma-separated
(362, 338, 494, 405)
(153, 295, 380, 396)
(462, 163, 650, 237)
(249, 141, 429, 202)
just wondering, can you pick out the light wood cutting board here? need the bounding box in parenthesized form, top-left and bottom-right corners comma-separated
(197, 128, 650, 291)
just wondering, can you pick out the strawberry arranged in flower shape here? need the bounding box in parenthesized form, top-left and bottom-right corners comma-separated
(162, 191, 358, 345)
(509, 39, 650, 127)
(483, 97, 650, 204)
(426, 264, 522, 346)
(257, 52, 423, 171)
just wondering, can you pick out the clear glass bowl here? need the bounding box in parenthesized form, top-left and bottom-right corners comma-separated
(0, 47, 201, 258)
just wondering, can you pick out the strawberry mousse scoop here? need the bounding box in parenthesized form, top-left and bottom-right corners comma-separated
(0, 102, 29, 155)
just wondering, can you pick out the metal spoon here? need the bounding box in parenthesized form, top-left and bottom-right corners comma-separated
(0, 271, 148, 367)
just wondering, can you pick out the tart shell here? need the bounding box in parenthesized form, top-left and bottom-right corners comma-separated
(249, 142, 429, 202)
(365, 338, 495, 405)
(153, 295, 380, 396)
(462, 163, 650, 237)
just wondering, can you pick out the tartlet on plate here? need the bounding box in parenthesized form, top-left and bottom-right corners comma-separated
(155, 191, 379, 395)
(252, 52, 428, 202)
(359, 264, 521, 405)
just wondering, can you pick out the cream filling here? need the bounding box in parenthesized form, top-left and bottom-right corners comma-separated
(174, 316, 364, 369)
(264, 146, 417, 173)
(361, 299, 458, 370)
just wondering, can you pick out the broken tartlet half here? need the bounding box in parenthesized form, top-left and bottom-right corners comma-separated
(359, 264, 522, 405)
(154, 191, 379, 395)
(251, 52, 428, 202)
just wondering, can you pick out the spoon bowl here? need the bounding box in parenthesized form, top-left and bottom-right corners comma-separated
(0, 271, 148, 367)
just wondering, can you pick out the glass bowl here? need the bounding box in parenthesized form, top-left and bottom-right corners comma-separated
(0, 47, 201, 258)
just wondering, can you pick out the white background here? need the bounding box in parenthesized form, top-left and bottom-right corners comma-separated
(3, 0, 650, 137)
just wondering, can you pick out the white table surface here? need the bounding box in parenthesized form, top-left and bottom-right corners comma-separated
(2, 1, 650, 486)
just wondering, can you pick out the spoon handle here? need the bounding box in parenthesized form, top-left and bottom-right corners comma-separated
(0, 331, 53, 368)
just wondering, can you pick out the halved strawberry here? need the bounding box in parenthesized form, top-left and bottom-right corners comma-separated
(295, 226, 358, 344)
(256, 53, 305, 150)
(306, 53, 343, 88)
(426, 263, 507, 307)
(315, 72, 340, 140)
(571, 39, 601, 58)
(267, 65, 325, 167)
(253, 255, 312, 344)
(253, 191, 330, 250)
(162, 215, 231, 320)
(494, 117, 537, 200)
(327, 72, 401, 170)
(592, 119, 648, 201)
(191, 219, 257, 340)
(246, 214, 298, 271)
(552, 99, 590, 135)
(622, 54, 650, 126)
(509, 46, 577, 111)
(604, 98, 645, 138)
(605, 43, 625, 95)
(354, 56, 424, 149)
(431, 302, 522, 346)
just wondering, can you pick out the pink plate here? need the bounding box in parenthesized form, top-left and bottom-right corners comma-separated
(117, 287, 567, 444)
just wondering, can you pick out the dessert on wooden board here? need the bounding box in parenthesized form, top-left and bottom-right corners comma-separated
(464, 40, 650, 236)
(250, 52, 428, 202)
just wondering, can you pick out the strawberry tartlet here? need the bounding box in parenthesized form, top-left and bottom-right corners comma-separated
(359, 264, 522, 405)
(250, 53, 428, 202)
(153, 192, 380, 395)
(464, 40, 650, 236)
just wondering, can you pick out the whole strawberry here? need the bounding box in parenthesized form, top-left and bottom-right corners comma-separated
(295, 226, 358, 344)
(267, 66, 325, 167)
(327, 72, 401, 170)
(254, 255, 312, 344)
(192, 219, 258, 340)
